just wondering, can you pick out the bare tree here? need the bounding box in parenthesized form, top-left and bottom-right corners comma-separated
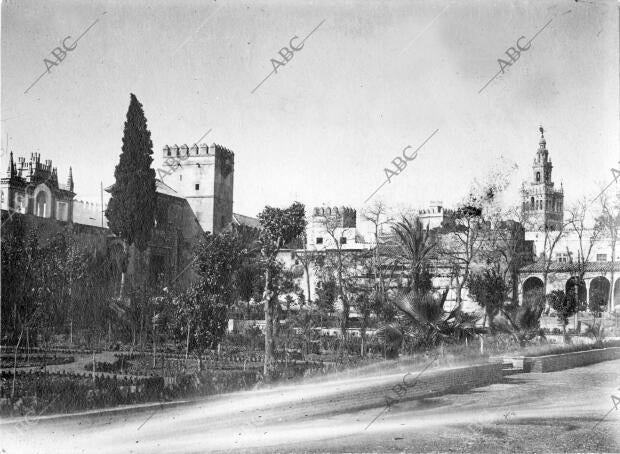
(315, 211, 353, 336)
(596, 189, 620, 309)
(565, 198, 604, 310)
(363, 201, 393, 311)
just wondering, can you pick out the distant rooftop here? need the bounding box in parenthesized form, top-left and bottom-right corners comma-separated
(232, 213, 260, 229)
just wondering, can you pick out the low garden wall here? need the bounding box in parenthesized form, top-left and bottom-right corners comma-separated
(525, 347, 620, 373)
(265, 362, 505, 421)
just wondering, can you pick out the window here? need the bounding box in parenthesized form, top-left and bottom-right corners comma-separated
(530, 197, 535, 209)
(557, 252, 569, 263)
(596, 254, 608, 262)
(56, 201, 68, 222)
(35, 192, 48, 217)
(179, 175, 182, 181)
(195, 184, 200, 190)
(536, 171, 540, 182)
(340, 237, 347, 245)
(167, 150, 171, 156)
(316, 237, 323, 244)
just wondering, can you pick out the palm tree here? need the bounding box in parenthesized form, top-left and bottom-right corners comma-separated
(377, 289, 479, 357)
(391, 216, 436, 297)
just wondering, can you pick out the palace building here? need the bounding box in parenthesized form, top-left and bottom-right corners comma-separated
(1, 152, 74, 222)
(1, 140, 252, 289)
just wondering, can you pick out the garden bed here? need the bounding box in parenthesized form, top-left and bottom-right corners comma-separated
(0, 353, 74, 369)
(0, 370, 164, 418)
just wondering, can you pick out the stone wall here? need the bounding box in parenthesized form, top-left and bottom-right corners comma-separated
(273, 362, 504, 420)
(526, 347, 620, 373)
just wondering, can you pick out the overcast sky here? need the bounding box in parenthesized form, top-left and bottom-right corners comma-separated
(2, 0, 618, 220)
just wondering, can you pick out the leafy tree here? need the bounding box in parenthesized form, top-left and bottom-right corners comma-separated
(257, 202, 306, 379)
(469, 267, 544, 346)
(1, 220, 43, 343)
(468, 268, 508, 330)
(176, 284, 230, 370)
(315, 278, 336, 325)
(36, 232, 89, 337)
(584, 277, 609, 344)
(548, 290, 578, 340)
(105, 93, 157, 300)
(165, 230, 249, 369)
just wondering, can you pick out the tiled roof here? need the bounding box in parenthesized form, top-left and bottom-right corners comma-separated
(232, 213, 261, 229)
(105, 180, 181, 198)
(155, 180, 180, 197)
(520, 261, 620, 273)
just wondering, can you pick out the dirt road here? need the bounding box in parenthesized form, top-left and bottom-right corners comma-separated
(2, 359, 619, 453)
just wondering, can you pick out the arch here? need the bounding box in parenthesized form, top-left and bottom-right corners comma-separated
(523, 276, 544, 304)
(566, 277, 587, 311)
(589, 276, 610, 312)
(33, 184, 52, 218)
(530, 197, 535, 209)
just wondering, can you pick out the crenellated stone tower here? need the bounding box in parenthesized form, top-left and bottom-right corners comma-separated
(160, 142, 234, 234)
(308, 205, 359, 249)
(521, 126, 564, 231)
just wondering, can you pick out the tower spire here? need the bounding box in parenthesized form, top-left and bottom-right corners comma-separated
(6, 151, 16, 178)
(538, 125, 546, 148)
(67, 166, 74, 191)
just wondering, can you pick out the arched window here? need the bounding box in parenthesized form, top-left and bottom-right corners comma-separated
(35, 191, 48, 217)
(530, 197, 535, 209)
(536, 171, 540, 182)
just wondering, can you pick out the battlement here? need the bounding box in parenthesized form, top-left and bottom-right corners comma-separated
(162, 142, 235, 159)
(312, 206, 357, 228)
(418, 201, 451, 216)
(72, 199, 108, 228)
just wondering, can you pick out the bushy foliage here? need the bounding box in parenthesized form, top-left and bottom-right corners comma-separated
(1, 224, 120, 345)
(468, 268, 508, 328)
(383, 289, 479, 355)
(548, 289, 578, 337)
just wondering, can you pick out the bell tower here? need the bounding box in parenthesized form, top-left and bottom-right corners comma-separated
(522, 126, 564, 231)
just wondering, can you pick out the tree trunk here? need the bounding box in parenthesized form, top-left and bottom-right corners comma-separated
(185, 320, 191, 368)
(305, 266, 312, 304)
(263, 267, 274, 380)
(119, 241, 129, 300)
(455, 282, 463, 307)
(11, 328, 23, 398)
(610, 238, 616, 311)
(360, 325, 366, 357)
(152, 322, 156, 369)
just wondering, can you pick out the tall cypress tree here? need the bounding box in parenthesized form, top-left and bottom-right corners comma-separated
(106, 93, 157, 300)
